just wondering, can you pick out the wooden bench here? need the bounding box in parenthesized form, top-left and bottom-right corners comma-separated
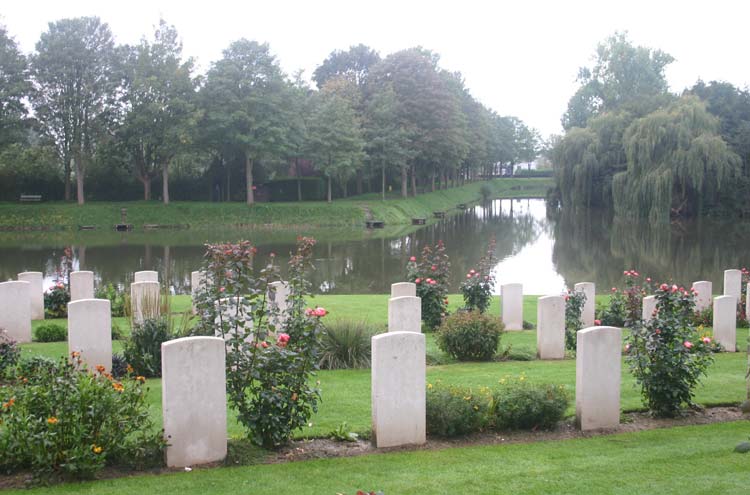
(19, 194, 42, 202)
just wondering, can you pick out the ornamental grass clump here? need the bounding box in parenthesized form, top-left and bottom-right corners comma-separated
(626, 283, 714, 417)
(406, 241, 451, 330)
(0, 354, 164, 482)
(319, 319, 374, 370)
(437, 311, 504, 361)
(196, 237, 325, 449)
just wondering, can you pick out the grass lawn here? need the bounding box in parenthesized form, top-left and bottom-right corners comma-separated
(20, 294, 750, 439)
(6, 420, 750, 495)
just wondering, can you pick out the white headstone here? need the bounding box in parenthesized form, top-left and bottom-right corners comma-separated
(371, 331, 426, 448)
(388, 296, 422, 333)
(713, 295, 737, 352)
(191, 270, 205, 315)
(501, 283, 523, 331)
(162, 336, 227, 467)
(642, 295, 657, 323)
(746, 283, 750, 323)
(70, 271, 95, 301)
(134, 270, 159, 283)
(691, 281, 712, 313)
(130, 281, 160, 325)
(391, 282, 416, 298)
(68, 299, 112, 372)
(267, 281, 291, 330)
(576, 326, 622, 431)
(18, 271, 44, 320)
(574, 282, 595, 328)
(724, 269, 742, 302)
(0, 281, 31, 343)
(537, 295, 565, 359)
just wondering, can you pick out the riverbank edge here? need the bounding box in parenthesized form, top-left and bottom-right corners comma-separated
(0, 178, 553, 230)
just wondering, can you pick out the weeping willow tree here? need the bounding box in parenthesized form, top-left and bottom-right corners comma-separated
(553, 112, 631, 208)
(612, 96, 741, 222)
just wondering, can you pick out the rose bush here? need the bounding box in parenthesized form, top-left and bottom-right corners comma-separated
(406, 241, 451, 330)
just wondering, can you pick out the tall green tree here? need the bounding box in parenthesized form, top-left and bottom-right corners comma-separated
(313, 44, 380, 89)
(0, 25, 31, 149)
(31, 17, 117, 204)
(201, 39, 290, 205)
(120, 19, 198, 203)
(306, 91, 365, 202)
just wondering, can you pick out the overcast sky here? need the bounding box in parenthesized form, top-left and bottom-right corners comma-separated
(3, 0, 748, 138)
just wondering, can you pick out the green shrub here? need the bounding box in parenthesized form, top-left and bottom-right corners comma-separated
(437, 311, 503, 361)
(479, 184, 493, 201)
(33, 323, 67, 342)
(407, 241, 451, 330)
(16, 355, 59, 379)
(0, 331, 20, 376)
(123, 317, 172, 378)
(491, 378, 569, 430)
(111, 353, 129, 379)
(564, 289, 586, 352)
(111, 321, 124, 341)
(426, 382, 489, 437)
(43, 283, 70, 318)
(96, 283, 127, 317)
(0, 355, 164, 481)
(319, 320, 374, 370)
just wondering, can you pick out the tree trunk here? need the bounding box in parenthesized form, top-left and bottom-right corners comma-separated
(245, 155, 254, 205)
(64, 158, 71, 201)
(75, 153, 85, 205)
(295, 158, 302, 201)
(143, 178, 151, 201)
(162, 160, 170, 205)
(401, 166, 408, 198)
(327, 176, 332, 203)
(356, 169, 363, 195)
(431, 173, 436, 192)
(382, 163, 386, 201)
(410, 167, 417, 197)
(343, 180, 348, 198)
(225, 159, 230, 202)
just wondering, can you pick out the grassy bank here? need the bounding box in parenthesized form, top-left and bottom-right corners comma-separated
(0, 178, 552, 230)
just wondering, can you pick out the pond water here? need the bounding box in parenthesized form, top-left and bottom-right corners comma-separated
(1, 198, 749, 295)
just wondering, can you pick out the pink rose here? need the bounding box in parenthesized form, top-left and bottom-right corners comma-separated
(277, 333, 290, 347)
(466, 274, 472, 279)
(429, 280, 437, 285)
(313, 307, 327, 317)
(415, 278, 421, 284)
(671, 284, 678, 293)
(683, 341, 693, 349)
(623, 271, 628, 276)
(431, 265, 437, 271)
(702, 337, 711, 344)
(594, 319, 601, 325)
(646, 277, 651, 283)
(305, 308, 314, 317)
(261, 341, 269, 348)
(219, 287, 225, 292)
(409, 256, 416, 262)
(659, 283, 669, 291)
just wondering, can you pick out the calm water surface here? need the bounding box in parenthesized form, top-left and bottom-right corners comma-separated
(2, 198, 749, 295)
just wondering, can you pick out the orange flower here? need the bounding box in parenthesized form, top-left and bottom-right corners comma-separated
(126, 364, 134, 374)
(95, 365, 106, 374)
(91, 444, 103, 454)
(71, 351, 80, 358)
(135, 376, 145, 383)
(2, 398, 15, 409)
(291, 392, 298, 401)
(112, 382, 124, 393)
(47, 416, 58, 425)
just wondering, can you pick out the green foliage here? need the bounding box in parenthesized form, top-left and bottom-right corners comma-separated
(460, 239, 496, 313)
(407, 241, 451, 330)
(0, 356, 163, 481)
(437, 311, 504, 362)
(110, 353, 129, 379)
(319, 320, 374, 370)
(44, 283, 70, 319)
(490, 378, 569, 430)
(564, 289, 586, 352)
(33, 323, 67, 343)
(426, 382, 489, 437)
(123, 317, 172, 378)
(197, 238, 324, 448)
(0, 331, 20, 376)
(328, 422, 360, 442)
(626, 283, 715, 417)
(96, 283, 128, 317)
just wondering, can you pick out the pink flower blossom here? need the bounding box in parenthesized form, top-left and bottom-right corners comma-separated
(594, 319, 601, 325)
(415, 278, 421, 284)
(431, 265, 437, 271)
(659, 283, 669, 291)
(469, 269, 476, 274)
(305, 308, 314, 317)
(671, 284, 678, 293)
(277, 333, 290, 347)
(409, 256, 416, 262)
(313, 307, 327, 317)
(646, 277, 651, 283)
(624, 344, 630, 352)
(466, 274, 472, 279)
(702, 337, 711, 344)
(683, 341, 693, 349)
(623, 271, 628, 276)
(429, 279, 437, 285)
(219, 287, 225, 293)
(261, 341, 269, 348)
(655, 329, 661, 335)
(611, 287, 617, 292)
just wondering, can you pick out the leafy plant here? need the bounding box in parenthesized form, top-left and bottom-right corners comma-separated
(111, 353, 129, 379)
(626, 283, 715, 417)
(196, 238, 325, 448)
(406, 241, 451, 330)
(0, 354, 164, 482)
(0, 330, 20, 376)
(564, 289, 586, 352)
(329, 422, 359, 442)
(319, 319, 374, 370)
(426, 382, 489, 437)
(44, 282, 70, 319)
(479, 183, 493, 202)
(96, 283, 127, 317)
(33, 323, 67, 342)
(437, 311, 503, 361)
(460, 239, 496, 313)
(123, 317, 172, 378)
(490, 377, 569, 430)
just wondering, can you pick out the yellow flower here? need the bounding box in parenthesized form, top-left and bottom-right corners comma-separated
(92, 445, 103, 454)
(135, 376, 146, 383)
(427, 383, 433, 390)
(47, 416, 58, 425)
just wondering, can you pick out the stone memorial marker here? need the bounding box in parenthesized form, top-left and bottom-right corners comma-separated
(724, 269, 742, 302)
(68, 299, 112, 372)
(388, 296, 422, 333)
(537, 295, 565, 359)
(574, 282, 595, 328)
(691, 281, 712, 312)
(70, 271, 95, 301)
(713, 295, 737, 352)
(191, 270, 205, 314)
(642, 295, 657, 323)
(391, 282, 416, 298)
(18, 271, 44, 320)
(501, 283, 523, 330)
(130, 281, 160, 325)
(267, 281, 290, 329)
(134, 270, 159, 283)
(372, 331, 426, 448)
(0, 281, 31, 343)
(576, 326, 622, 431)
(162, 336, 227, 467)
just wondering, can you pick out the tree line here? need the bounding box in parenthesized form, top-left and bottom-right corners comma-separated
(0, 18, 540, 205)
(551, 33, 750, 222)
